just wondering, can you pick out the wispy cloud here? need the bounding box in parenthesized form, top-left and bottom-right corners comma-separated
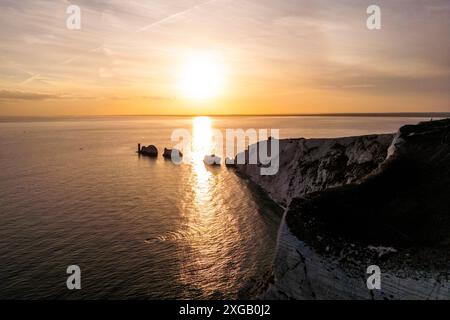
(341, 84, 376, 89)
(0, 90, 63, 101)
(140, 95, 175, 101)
(0, 89, 175, 102)
(136, 0, 219, 32)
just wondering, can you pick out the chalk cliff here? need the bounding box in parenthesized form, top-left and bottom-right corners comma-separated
(236, 134, 393, 207)
(236, 119, 450, 300)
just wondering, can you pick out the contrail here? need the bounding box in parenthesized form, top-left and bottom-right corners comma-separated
(136, 0, 219, 32)
(20, 73, 41, 85)
(0, 56, 52, 85)
(61, 45, 109, 65)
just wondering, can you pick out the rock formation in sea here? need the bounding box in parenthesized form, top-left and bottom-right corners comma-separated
(139, 144, 158, 157)
(236, 118, 450, 300)
(225, 157, 236, 167)
(204, 154, 221, 165)
(163, 148, 183, 161)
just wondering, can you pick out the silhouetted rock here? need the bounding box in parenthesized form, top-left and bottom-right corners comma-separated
(139, 145, 158, 157)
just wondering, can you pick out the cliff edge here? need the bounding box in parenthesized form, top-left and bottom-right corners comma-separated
(236, 118, 450, 300)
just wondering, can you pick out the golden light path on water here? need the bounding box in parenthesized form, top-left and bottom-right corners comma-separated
(178, 116, 242, 296)
(192, 116, 213, 182)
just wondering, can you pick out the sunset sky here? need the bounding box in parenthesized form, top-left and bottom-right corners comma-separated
(0, 0, 449, 116)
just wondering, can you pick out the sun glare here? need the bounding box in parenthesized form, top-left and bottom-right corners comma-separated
(178, 51, 225, 100)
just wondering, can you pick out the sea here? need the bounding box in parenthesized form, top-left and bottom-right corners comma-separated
(0, 115, 439, 299)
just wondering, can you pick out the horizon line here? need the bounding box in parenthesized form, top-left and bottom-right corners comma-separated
(1, 112, 449, 119)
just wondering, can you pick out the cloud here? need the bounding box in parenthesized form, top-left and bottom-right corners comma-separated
(140, 95, 175, 101)
(341, 84, 376, 89)
(0, 90, 178, 104)
(108, 95, 174, 101)
(314, 71, 450, 94)
(0, 90, 63, 101)
(0, 90, 176, 102)
(0, 90, 99, 101)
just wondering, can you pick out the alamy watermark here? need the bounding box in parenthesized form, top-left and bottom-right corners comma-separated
(66, 5, 81, 30)
(367, 5, 381, 30)
(170, 128, 280, 175)
(66, 265, 81, 290)
(366, 265, 381, 290)
(65, 4, 382, 31)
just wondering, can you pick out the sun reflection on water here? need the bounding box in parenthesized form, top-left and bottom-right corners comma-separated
(192, 116, 213, 164)
(177, 116, 241, 297)
(191, 116, 213, 193)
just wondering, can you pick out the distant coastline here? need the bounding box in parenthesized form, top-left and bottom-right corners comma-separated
(0, 112, 449, 123)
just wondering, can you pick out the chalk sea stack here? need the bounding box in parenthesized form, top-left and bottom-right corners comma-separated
(204, 154, 221, 166)
(225, 157, 236, 167)
(236, 118, 450, 299)
(138, 144, 158, 157)
(163, 148, 183, 160)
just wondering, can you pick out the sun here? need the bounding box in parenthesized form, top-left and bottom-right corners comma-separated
(178, 51, 225, 100)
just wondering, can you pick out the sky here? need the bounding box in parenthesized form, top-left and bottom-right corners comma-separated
(0, 0, 449, 116)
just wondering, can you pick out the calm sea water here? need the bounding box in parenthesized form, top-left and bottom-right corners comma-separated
(0, 116, 433, 299)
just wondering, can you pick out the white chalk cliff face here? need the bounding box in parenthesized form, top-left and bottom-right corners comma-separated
(236, 134, 393, 208)
(236, 119, 450, 300)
